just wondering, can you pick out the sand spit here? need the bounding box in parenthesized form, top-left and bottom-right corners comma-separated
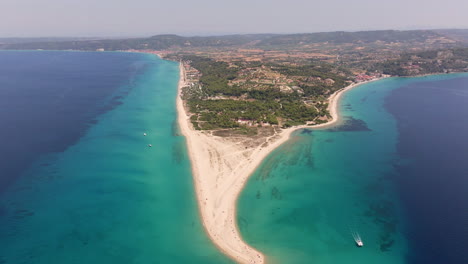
(176, 62, 384, 263)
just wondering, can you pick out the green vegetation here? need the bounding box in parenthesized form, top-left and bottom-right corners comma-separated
(434, 29, 468, 43)
(257, 30, 445, 46)
(181, 56, 346, 130)
(188, 99, 322, 129)
(182, 56, 240, 96)
(270, 64, 348, 96)
(3, 30, 466, 131)
(0, 34, 273, 51)
(370, 48, 468, 76)
(1, 30, 461, 51)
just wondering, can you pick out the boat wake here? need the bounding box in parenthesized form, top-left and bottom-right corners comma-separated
(351, 230, 364, 247)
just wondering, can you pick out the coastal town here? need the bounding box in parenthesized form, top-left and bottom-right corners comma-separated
(168, 53, 386, 130)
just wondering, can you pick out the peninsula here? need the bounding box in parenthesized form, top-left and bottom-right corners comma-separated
(177, 61, 384, 263)
(168, 31, 467, 262)
(3, 29, 467, 263)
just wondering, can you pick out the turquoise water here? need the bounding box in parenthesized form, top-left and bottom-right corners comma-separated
(238, 74, 468, 264)
(2, 51, 465, 264)
(0, 53, 232, 264)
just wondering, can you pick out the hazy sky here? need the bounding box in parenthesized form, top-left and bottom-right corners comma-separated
(1, 0, 467, 37)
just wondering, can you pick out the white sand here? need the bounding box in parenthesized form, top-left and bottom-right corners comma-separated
(176, 62, 383, 263)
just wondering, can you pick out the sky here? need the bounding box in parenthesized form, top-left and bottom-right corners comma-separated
(1, 0, 467, 37)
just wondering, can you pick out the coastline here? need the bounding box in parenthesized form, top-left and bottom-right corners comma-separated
(176, 61, 385, 263)
(314, 77, 388, 129)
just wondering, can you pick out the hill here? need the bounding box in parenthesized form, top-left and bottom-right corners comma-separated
(435, 29, 468, 43)
(256, 30, 448, 46)
(0, 30, 462, 51)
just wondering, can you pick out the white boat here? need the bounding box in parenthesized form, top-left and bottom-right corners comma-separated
(352, 231, 364, 247)
(143, 133, 147, 136)
(356, 239, 364, 247)
(148, 144, 152, 147)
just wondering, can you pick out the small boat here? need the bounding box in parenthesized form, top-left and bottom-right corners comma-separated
(143, 133, 147, 136)
(352, 231, 364, 247)
(356, 239, 364, 247)
(148, 144, 152, 147)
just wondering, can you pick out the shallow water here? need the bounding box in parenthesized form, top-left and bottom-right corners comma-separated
(0, 51, 232, 264)
(2, 51, 466, 264)
(238, 74, 468, 264)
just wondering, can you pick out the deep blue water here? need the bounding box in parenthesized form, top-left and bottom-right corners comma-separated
(1, 50, 467, 264)
(0, 51, 147, 192)
(0, 51, 232, 264)
(238, 77, 408, 264)
(238, 74, 468, 264)
(386, 75, 468, 264)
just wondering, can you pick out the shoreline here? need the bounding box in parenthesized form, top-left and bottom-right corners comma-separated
(176, 62, 386, 264)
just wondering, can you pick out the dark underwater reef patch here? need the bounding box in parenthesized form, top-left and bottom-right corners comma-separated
(327, 116, 371, 132)
(364, 200, 398, 252)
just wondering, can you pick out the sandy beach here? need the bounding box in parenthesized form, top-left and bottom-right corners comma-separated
(176, 62, 384, 263)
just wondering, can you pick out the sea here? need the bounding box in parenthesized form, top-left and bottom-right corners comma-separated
(238, 74, 468, 264)
(1, 51, 467, 264)
(0, 51, 232, 264)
